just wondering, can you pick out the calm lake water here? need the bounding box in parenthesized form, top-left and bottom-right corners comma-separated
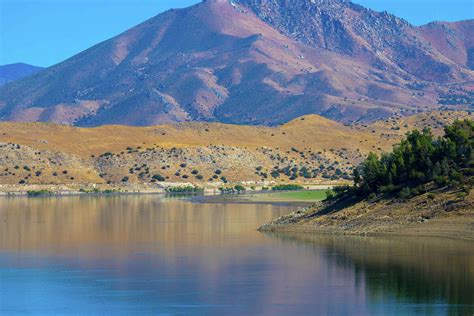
(0, 196, 473, 315)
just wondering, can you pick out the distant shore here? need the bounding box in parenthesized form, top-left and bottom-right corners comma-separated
(0, 182, 334, 197)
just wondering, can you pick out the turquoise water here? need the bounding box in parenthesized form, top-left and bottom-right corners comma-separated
(0, 196, 473, 315)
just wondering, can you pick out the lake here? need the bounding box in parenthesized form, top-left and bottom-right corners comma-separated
(0, 195, 473, 315)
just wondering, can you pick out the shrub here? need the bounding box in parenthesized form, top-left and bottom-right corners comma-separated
(326, 190, 335, 200)
(152, 174, 166, 182)
(166, 186, 203, 194)
(234, 184, 246, 192)
(368, 193, 377, 201)
(122, 176, 129, 182)
(272, 184, 304, 191)
(27, 190, 53, 196)
(271, 171, 280, 178)
(399, 187, 411, 200)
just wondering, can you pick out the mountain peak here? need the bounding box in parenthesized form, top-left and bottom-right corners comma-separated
(0, 0, 471, 126)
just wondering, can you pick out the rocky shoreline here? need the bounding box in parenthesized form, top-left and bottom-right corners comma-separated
(258, 190, 474, 241)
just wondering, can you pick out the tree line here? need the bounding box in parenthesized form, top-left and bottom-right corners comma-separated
(337, 119, 473, 200)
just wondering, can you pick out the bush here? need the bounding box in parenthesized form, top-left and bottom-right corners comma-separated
(234, 184, 246, 193)
(272, 184, 304, 191)
(27, 190, 53, 196)
(166, 186, 203, 194)
(219, 187, 235, 194)
(434, 176, 449, 186)
(271, 171, 280, 178)
(399, 187, 411, 200)
(380, 184, 396, 194)
(326, 190, 335, 200)
(368, 193, 377, 201)
(152, 174, 166, 182)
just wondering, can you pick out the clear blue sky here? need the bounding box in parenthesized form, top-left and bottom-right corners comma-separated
(1, 0, 472, 67)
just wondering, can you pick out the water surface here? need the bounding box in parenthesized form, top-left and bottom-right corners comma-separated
(0, 196, 472, 315)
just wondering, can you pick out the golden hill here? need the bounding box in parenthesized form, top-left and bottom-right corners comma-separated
(0, 111, 471, 189)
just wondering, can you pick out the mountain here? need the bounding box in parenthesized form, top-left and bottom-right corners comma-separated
(419, 20, 474, 71)
(0, 0, 472, 126)
(0, 63, 43, 86)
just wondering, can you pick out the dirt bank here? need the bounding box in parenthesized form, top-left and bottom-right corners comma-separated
(259, 189, 474, 241)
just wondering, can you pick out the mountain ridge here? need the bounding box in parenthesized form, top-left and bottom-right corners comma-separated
(0, 63, 44, 86)
(0, 0, 472, 126)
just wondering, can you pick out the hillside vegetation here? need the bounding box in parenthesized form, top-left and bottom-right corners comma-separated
(351, 118, 473, 199)
(0, 112, 471, 192)
(260, 118, 474, 239)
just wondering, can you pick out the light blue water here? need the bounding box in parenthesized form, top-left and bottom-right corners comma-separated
(0, 196, 472, 315)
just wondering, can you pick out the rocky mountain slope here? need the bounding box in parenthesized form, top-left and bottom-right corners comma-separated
(0, 63, 43, 86)
(0, 0, 472, 126)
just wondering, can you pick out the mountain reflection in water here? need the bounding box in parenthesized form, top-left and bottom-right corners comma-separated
(0, 196, 472, 315)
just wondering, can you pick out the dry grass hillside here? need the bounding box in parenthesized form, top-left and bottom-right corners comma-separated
(0, 111, 471, 188)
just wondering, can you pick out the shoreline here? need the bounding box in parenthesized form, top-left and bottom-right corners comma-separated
(259, 220, 474, 242)
(0, 182, 334, 197)
(258, 190, 474, 241)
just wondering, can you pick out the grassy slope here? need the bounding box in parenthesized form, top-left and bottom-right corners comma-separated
(0, 115, 381, 157)
(0, 111, 471, 186)
(246, 190, 329, 202)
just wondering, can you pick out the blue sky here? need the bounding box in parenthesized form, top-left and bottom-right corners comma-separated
(1, 0, 472, 67)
